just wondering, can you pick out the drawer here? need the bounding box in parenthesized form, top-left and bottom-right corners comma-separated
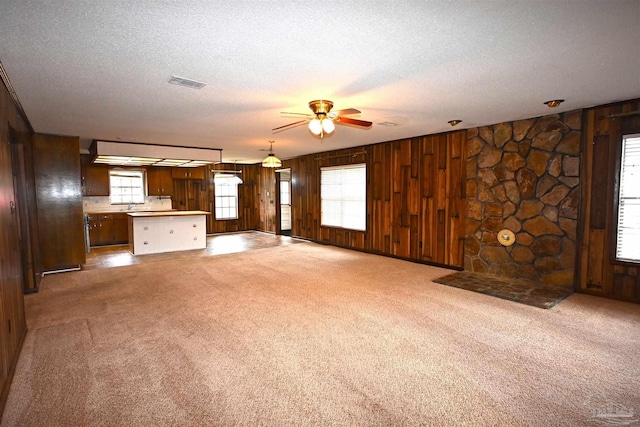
(86, 213, 114, 221)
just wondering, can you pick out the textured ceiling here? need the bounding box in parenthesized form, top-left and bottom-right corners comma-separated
(0, 1, 639, 164)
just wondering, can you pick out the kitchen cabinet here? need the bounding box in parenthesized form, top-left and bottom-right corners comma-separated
(172, 166, 205, 180)
(83, 164, 110, 196)
(88, 213, 129, 246)
(147, 167, 174, 196)
(113, 214, 129, 243)
(88, 214, 113, 246)
(128, 211, 207, 255)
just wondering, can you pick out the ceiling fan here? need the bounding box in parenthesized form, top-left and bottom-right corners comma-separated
(272, 100, 372, 139)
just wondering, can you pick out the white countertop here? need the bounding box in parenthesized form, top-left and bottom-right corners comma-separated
(85, 209, 176, 214)
(127, 210, 209, 217)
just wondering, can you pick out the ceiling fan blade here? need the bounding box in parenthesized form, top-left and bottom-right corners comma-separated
(272, 120, 307, 132)
(280, 111, 314, 117)
(336, 117, 373, 128)
(334, 108, 361, 116)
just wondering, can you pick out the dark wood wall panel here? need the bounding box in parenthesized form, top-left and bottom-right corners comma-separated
(276, 134, 466, 267)
(33, 134, 86, 271)
(578, 99, 640, 302)
(0, 71, 30, 418)
(257, 166, 277, 233)
(206, 164, 260, 233)
(8, 126, 41, 293)
(286, 148, 368, 249)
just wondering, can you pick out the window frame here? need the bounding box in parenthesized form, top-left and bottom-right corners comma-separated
(613, 132, 640, 264)
(320, 163, 367, 232)
(214, 174, 240, 220)
(108, 169, 146, 205)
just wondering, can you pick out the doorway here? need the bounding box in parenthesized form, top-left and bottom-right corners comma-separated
(276, 169, 292, 236)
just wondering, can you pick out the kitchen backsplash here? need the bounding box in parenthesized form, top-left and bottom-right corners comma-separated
(83, 196, 173, 212)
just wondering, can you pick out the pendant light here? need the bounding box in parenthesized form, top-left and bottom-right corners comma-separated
(262, 141, 282, 168)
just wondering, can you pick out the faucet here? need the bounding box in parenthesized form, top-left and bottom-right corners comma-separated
(127, 204, 136, 210)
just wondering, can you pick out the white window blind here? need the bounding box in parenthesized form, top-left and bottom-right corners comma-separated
(320, 164, 366, 231)
(280, 181, 291, 205)
(109, 170, 145, 204)
(214, 175, 239, 220)
(616, 133, 640, 262)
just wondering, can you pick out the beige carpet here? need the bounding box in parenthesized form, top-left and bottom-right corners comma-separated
(2, 242, 639, 426)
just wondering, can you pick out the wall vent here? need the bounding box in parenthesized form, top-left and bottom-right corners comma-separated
(168, 75, 206, 89)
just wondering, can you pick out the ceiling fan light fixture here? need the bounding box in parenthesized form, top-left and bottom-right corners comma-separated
(322, 118, 335, 134)
(262, 141, 282, 168)
(544, 99, 564, 108)
(308, 118, 323, 135)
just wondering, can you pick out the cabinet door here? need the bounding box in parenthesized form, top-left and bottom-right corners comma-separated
(88, 219, 100, 245)
(147, 168, 162, 195)
(89, 214, 114, 246)
(160, 169, 174, 194)
(112, 214, 129, 243)
(148, 167, 174, 195)
(97, 219, 114, 245)
(171, 167, 205, 180)
(171, 168, 191, 179)
(187, 167, 205, 180)
(83, 164, 110, 196)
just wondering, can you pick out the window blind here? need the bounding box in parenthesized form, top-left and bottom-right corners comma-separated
(320, 164, 366, 231)
(214, 174, 239, 220)
(616, 134, 640, 262)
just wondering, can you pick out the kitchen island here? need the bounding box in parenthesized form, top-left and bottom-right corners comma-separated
(128, 210, 209, 255)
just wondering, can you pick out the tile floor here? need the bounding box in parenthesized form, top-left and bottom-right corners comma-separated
(82, 231, 307, 270)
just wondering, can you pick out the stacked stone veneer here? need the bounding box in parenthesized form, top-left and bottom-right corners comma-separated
(464, 111, 581, 287)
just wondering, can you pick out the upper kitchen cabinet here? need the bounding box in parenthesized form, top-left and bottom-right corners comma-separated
(171, 167, 205, 180)
(147, 167, 174, 196)
(82, 163, 110, 196)
(33, 134, 86, 271)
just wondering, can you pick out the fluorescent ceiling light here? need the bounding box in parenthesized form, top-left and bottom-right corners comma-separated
(92, 140, 222, 167)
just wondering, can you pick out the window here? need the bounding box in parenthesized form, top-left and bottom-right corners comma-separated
(320, 163, 366, 231)
(214, 174, 240, 220)
(616, 133, 640, 262)
(109, 170, 145, 204)
(280, 180, 291, 205)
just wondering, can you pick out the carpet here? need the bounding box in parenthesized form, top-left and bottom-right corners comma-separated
(433, 271, 573, 309)
(2, 242, 639, 426)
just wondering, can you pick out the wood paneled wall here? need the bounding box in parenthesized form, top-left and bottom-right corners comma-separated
(578, 99, 640, 302)
(206, 164, 262, 233)
(369, 134, 465, 266)
(256, 165, 277, 233)
(278, 134, 466, 268)
(285, 147, 368, 248)
(33, 134, 86, 271)
(0, 71, 29, 418)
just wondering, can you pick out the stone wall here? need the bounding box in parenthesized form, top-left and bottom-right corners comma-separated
(464, 110, 581, 287)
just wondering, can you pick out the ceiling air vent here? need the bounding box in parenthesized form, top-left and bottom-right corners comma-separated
(168, 75, 206, 89)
